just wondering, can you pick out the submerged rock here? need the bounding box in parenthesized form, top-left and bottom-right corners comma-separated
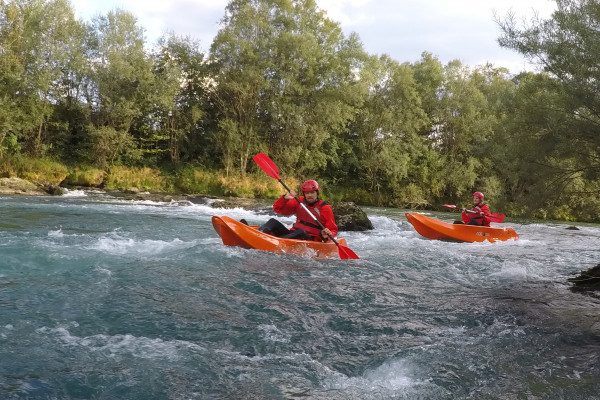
(568, 264, 600, 294)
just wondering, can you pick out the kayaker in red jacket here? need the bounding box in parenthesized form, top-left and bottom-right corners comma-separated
(461, 191, 492, 226)
(258, 180, 338, 242)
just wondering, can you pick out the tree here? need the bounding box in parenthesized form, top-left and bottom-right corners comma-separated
(151, 34, 207, 164)
(346, 54, 430, 205)
(82, 9, 153, 166)
(0, 0, 81, 157)
(210, 0, 367, 176)
(497, 0, 600, 185)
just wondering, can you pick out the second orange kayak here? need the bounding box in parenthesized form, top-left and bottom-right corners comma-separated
(405, 212, 518, 243)
(212, 215, 349, 258)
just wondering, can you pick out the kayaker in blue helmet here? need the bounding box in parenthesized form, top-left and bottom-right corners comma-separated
(460, 191, 492, 226)
(257, 179, 338, 242)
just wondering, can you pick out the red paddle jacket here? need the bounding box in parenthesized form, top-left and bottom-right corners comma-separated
(462, 203, 491, 227)
(273, 196, 338, 241)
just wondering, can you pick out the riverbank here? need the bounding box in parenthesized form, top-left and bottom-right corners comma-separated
(2, 157, 600, 223)
(0, 177, 374, 232)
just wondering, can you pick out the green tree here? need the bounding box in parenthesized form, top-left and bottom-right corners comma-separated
(82, 9, 153, 166)
(497, 0, 600, 191)
(346, 55, 429, 205)
(150, 34, 207, 164)
(210, 0, 367, 176)
(0, 0, 80, 157)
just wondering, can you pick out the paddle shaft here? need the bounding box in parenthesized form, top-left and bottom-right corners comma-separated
(277, 179, 341, 246)
(443, 204, 504, 222)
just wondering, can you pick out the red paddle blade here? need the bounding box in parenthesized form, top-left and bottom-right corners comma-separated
(253, 153, 280, 180)
(487, 213, 505, 223)
(338, 244, 359, 260)
(442, 204, 457, 209)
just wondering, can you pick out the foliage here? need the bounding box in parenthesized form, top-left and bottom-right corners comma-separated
(497, 0, 600, 213)
(174, 166, 224, 195)
(64, 167, 105, 187)
(1, 0, 600, 221)
(0, 156, 68, 184)
(103, 166, 173, 192)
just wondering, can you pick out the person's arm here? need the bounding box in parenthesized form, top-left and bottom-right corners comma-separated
(461, 209, 470, 224)
(479, 204, 492, 225)
(480, 204, 491, 216)
(319, 205, 338, 240)
(273, 193, 299, 215)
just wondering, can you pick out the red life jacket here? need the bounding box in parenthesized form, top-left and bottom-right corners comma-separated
(462, 203, 491, 226)
(293, 199, 329, 239)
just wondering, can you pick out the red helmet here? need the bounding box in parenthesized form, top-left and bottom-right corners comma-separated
(301, 180, 319, 192)
(473, 191, 484, 200)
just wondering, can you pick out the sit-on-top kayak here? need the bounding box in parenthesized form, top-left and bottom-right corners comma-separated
(212, 216, 349, 258)
(405, 212, 518, 243)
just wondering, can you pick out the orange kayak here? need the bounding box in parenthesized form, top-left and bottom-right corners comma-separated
(211, 216, 349, 258)
(405, 212, 518, 243)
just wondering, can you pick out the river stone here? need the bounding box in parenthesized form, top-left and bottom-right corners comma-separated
(568, 263, 600, 293)
(0, 178, 47, 195)
(43, 184, 65, 195)
(331, 201, 374, 231)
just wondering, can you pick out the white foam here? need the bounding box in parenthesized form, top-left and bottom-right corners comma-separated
(61, 189, 87, 197)
(258, 324, 290, 343)
(321, 357, 425, 396)
(36, 326, 205, 360)
(48, 229, 64, 238)
(89, 234, 197, 256)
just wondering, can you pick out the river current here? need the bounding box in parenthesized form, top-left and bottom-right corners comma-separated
(0, 191, 599, 399)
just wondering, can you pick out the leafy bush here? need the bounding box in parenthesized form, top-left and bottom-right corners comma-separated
(104, 166, 172, 192)
(174, 167, 224, 195)
(64, 167, 105, 186)
(0, 156, 68, 184)
(341, 188, 374, 205)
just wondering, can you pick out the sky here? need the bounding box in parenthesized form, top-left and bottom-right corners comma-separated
(72, 0, 557, 74)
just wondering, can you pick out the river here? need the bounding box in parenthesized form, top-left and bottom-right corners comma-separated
(1, 191, 599, 399)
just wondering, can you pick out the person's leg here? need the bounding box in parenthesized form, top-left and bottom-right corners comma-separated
(281, 228, 311, 241)
(258, 218, 290, 236)
(467, 219, 482, 226)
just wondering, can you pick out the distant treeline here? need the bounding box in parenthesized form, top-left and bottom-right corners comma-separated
(1, 0, 599, 221)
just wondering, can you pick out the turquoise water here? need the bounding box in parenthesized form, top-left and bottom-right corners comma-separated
(1, 191, 599, 399)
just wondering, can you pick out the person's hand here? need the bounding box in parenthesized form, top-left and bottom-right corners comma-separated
(284, 190, 296, 200)
(321, 228, 332, 239)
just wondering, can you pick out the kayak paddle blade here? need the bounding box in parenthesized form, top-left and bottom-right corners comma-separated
(253, 153, 280, 180)
(338, 244, 359, 260)
(442, 204, 457, 209)
(487, 213, 505, 223)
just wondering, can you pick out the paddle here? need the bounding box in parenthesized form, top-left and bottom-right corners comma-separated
(442, 204, 505, 223)
(253, 153, 359, 260)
